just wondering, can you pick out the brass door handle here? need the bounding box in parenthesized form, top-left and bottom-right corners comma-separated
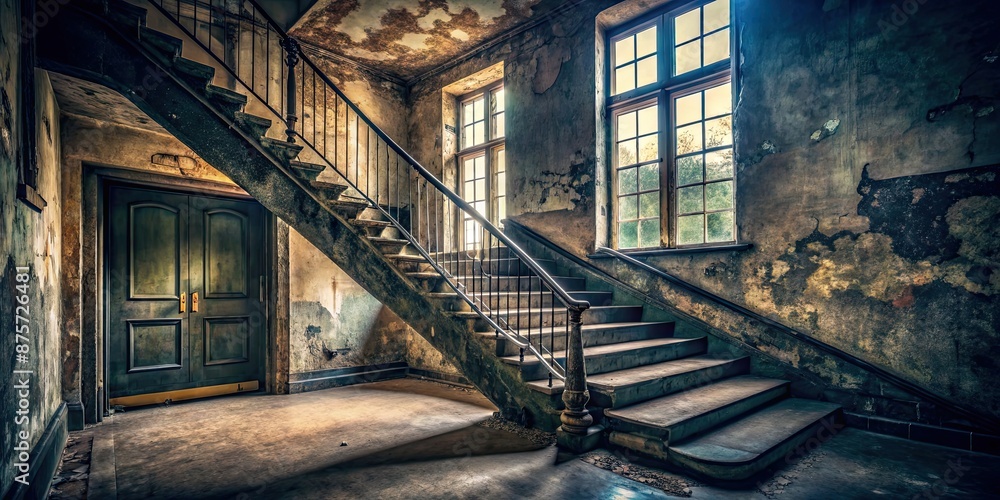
(180, 292, 186, 313)
(192, 292, 199, 313)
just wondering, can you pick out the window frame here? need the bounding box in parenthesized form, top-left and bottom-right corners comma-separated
(457, 82, 506, 250)
(606, 0, 736, 250)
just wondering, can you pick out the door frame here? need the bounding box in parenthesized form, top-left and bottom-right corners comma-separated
(83, 163, 290, 420)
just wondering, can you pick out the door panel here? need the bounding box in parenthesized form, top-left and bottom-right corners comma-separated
(109, 187, 191, 396)
(108, 185, 265, 399)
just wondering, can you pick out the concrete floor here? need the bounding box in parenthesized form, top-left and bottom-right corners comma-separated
(84, 379, 1000, 499)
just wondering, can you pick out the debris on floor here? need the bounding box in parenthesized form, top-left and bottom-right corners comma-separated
(581, 449, 694, 497)
(48, 431, 94, 499)
(477, 415, 555, 447)
(756, 449, 827, 498)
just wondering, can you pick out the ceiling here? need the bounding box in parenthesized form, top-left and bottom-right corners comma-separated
(288, 0, 568, 82)
(49, 73, 169, 134)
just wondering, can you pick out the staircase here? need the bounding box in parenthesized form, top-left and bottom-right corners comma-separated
(38, 0, 841, 482)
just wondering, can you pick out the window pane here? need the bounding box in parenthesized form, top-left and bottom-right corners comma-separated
(618, 139, 638, 166)
(636, 57, 657, 88)
(678, 185, 703, 214)
(676, 123, 703, 155)
(618, 111, 637, 140)
(474, 156, 486, 178)
(707, 210, 734, 242)
(677, 155, 704, 186)
(705, 181, 733, 211)
(677, 215, 704, 245)
(705, 150, 733, 181)
(616, 64, 636, 94)
(495, 151, 507, 196)
(639, 192, 659, 218)
(705, 116, 732, 148)
(492, 113, 506, 139)
(636, 26, 657, 58)
(638, 105, 659, 135)
(473, 200, 486, 214)
(639, 219, 660, 248)
(704, 0, 731, 33)
(492, 88, 505, 113)
(462, 126, 474, 148)
(675, 8, 701, 44)
(474, 122, 485, 145)
(619, 196, 638, 220)
(615, 36, 635, 64)
(704, 28, 730, 65)
(676, 92, 702, 126)
(463, 102, 474, 124)
(619, 221, 639, 249)
(705, 83, 732, 117)
(619, 167, 638, 194)
(638, 135, 658, 162)
(463, 158, 476, 180)
(473, 98, 484, 121)
(639, 164, 659, 191)
(474, 179, 487, 199)
(675, 40, 701, 76)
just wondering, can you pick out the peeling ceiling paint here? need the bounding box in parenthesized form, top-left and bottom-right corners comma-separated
(289, 0, 568, 81)
(48, 72, 169, 135)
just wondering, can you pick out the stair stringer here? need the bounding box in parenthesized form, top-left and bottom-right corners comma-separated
(38, 4, 562, 430)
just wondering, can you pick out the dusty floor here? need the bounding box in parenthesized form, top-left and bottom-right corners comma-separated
(66, 379, 1000, 499)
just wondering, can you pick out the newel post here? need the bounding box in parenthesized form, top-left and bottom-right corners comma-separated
(281, 36, 300, 143)
(557, 307, 602, 452)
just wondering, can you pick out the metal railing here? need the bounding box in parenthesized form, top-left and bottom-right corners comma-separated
(142, 0, 594, 430)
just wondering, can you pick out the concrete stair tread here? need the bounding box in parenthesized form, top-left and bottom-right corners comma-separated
(505, 321, 676, 337)
(605, 375, 788, 430)
(526, 355, 745, 393)
(451, 274, 580, 281)
(668, 398, 841, 465)
(173, 58, 215, 82)
(234, 111, 272, 127)
(493, 305, 642, 316)
(369, 237, 408, 244)
(407, 271, 444, 279)
(388, 254, 428, 262)
(310, 180, 349, 198)
(205, 84, 248, 105)
(501, 337, 703, 365)
(352, 219, 393, 227)
(138, 26, 182, 58)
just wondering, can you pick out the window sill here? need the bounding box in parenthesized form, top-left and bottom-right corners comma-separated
(589, 243, 752, 259)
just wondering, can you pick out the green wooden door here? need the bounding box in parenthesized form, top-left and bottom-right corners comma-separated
(107, 185, 265, 399)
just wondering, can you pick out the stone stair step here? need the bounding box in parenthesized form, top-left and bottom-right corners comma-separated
(325, 199, 368, 219)
(492, 321, 678, 356)
(605, 376, 789, 444)
(138, 26, 182, 61)
(205, 84, 247, 114)
(309, 180, 349, 200)
(368, 237, 408, 254)
(351, 218, 394, 237)
(108, 0, 147, 28)
(260, 137, 303, 162)
(173, 58, 215, 88)
(289, 160, 325, 181)
(527, 355, 750, 408)
(493, 305, 643, 328)
(667, 398, 843, 481)
(454, 275, 586, 292)
(446, 257, 558, 277)
(234, 111, 272, 139)
(503, 337, 708, 380)
(430, 290, 613, 310)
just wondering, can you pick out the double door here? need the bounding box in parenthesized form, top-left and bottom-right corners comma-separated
(107, 185, 266, 399)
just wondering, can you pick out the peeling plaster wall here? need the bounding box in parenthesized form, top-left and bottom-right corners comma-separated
(0, 35, 63, 495)
(403, 0, 1000, 423)
(288, 228, 460, 376)
(407, 1, 612, 255)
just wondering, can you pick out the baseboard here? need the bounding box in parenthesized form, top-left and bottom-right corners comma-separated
(2, 403, 68, 500)
(845, 412, 1000, 456)
(288, 362, 408, 393)
(406, 368, 473, 388)
(66, 401, 85, 432)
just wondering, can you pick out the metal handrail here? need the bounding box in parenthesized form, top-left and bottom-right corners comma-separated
(142, 0, 592, 387)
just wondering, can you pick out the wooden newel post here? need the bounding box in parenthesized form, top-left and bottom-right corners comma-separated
(560, 308, 593, 435)
(282, 37, 300, 144)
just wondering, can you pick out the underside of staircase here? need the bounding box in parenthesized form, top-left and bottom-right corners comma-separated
(38, 0, 842, 482)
